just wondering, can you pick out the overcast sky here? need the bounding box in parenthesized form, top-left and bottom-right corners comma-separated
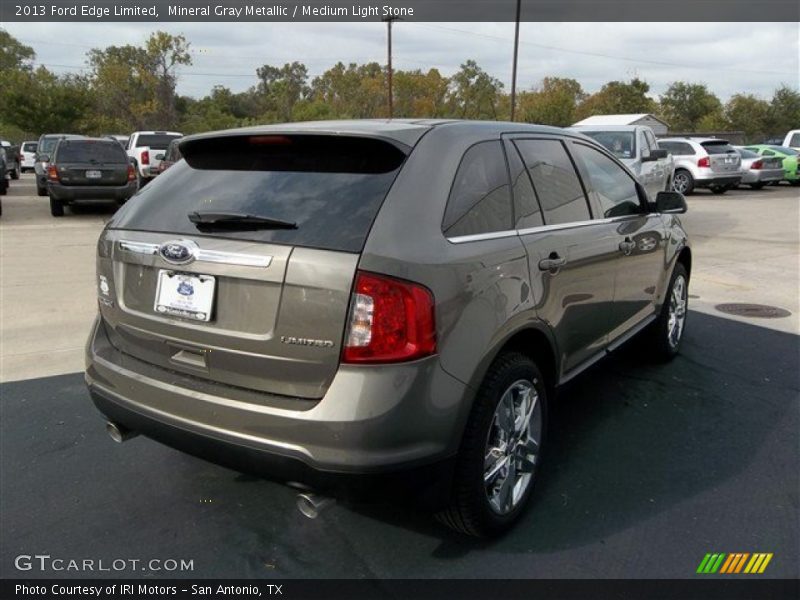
(4, 21, 798, 101)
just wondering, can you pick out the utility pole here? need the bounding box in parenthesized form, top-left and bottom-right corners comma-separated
(510, 0, 522, 121)
(383, 15, 400, 119)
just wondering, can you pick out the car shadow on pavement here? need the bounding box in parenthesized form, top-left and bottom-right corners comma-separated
(347, 310, 799, 555)
(1, 311, 797, 577)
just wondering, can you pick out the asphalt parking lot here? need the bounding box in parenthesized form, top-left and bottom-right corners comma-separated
(0, 174, 798, 578)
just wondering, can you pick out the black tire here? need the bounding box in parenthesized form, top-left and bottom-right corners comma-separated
(749, 183, 765, 190)
(11, 166, 20, 180)
(37, 182, 47, 196)
(672, 170, 694, 195)
(49, 195, 64, 217)
(0, 184, 6, 196)
(646, 263, 689, 361)
(710, 185, 727, 195)
(790, 180, 800, 187)
(437, 352, 547, 537)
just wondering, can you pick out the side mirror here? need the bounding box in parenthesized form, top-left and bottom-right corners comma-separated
(642, 148, 668, 162)
(155, 153, 165, 161)
(655, 190, 687, 214)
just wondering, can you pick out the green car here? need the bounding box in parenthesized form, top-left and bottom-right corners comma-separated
(743, 145, 799, 185)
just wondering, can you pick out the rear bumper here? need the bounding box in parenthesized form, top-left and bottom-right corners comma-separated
(48, 181, 137, 201)
(694, 174, 742, 187)
(741, 168, 784, 184)
(84, 315, 469, 482)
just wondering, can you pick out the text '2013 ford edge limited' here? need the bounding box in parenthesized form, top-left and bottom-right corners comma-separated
(85, 120, 691, 537)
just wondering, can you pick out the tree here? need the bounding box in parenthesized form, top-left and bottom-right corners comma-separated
(575, 78, 656, 120)
(766, 85, 800, 138)
(255, 62, 309, 122)
(87, 31, 191, 131)
(310, 62, 387, 118)
(0, 28, 35, 72)
(725, 94, 770, 141)
(393, 68, 449, 118)
(447, 60, 504, 119)
(145, 31, 192, 128)
(517, 77, 585, 126)
(1, 67, 92, 134)
(659, 82, 723, 131)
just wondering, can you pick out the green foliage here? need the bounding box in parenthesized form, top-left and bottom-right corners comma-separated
(447, 60, 504, 119)
(0, 28, 796, 143)
(0, 68, 93, 135)
(575, 78, 656, 120)
(0, 28, 35, 72)
(518, 77, 586, 126)
(658, 82, 723, 131)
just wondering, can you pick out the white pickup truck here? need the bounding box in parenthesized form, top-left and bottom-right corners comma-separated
(570, 124, 675, 199)
(127, 131, 182, 186)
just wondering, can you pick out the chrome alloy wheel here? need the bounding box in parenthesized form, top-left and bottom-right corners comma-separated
(484, 379, 542, 515)
(673, 172, 690, 193)
(667, 274, 687, 349)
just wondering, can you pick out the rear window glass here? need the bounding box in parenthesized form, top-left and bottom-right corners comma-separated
(701, 141, 736, 154)
(55, 141, 128, 163)
(23, 143, 37, 152)
(789, 134, 800, 147)
(134, 134, 181, 150)
(109, 135, 407, 253)
(737, 149, 759, 159)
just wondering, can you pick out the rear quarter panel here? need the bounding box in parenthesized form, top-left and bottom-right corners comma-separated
(359, 126, 537, 448)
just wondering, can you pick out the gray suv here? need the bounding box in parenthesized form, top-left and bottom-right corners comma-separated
(85, 120, 691, 537)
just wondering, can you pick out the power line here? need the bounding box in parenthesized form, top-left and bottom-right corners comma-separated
(410, 23, 798, 77)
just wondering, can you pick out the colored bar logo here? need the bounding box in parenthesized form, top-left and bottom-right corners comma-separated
(697, 553, 773, 574)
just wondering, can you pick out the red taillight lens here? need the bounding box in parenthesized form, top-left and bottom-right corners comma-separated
(751, 160, 763, 169)
(342, 271, 436, 364)
(47, 165, 59, 181)
(127, 164, 136, 181)
(141, 150, 149, 165)
(697, 156, 710, 168)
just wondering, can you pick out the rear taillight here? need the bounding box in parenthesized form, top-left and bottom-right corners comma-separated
(127, 164, 136, 181)
(697, 157, 710, 168)
(342, 271, 436, 364)
(141, 150, 149, 166)
(47, 165, 59, 182)
(751, 160, 763, 169)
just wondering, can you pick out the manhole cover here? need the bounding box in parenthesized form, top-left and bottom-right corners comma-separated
(715, 303, 792, 319)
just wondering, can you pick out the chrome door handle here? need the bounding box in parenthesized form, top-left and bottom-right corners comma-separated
(619, 238, 636, 255)
(538, 255, 567, 271)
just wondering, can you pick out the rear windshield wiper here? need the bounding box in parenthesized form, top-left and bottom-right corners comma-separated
(188, 211, 297, 230)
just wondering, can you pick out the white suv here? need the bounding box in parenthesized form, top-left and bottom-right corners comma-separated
(658, 137, 743, 195)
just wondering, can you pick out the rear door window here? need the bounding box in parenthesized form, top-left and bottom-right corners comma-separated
(109, 134, 407, 253)
(572, 143, 643, 218)
(442, 141, 513, 238)
(514, 138, 591, 225)
(56, 141, 128, 163)
(23, 143, 37, 153)
(659, 141, 695, 156)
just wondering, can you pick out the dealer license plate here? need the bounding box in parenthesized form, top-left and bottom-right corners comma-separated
(154, 270, 215, 322)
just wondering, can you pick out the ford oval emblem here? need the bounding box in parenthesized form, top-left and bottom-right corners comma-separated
(158, 240, 198, 265)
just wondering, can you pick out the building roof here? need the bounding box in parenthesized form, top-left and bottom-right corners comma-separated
(572, 114, 669, 127)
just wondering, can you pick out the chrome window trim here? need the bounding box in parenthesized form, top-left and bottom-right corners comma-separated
(118, 240, 272, 268)
(447, 213, 659, 244)
(447, 230, 519, 244)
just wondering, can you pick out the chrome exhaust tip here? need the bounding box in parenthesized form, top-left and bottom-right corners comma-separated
(296, 493, 335, 519)
(106, 421, 138, 443)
